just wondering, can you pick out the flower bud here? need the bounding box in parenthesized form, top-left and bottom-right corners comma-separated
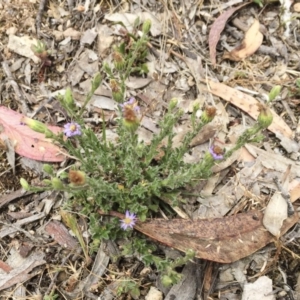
(120, 98, 141, 132)
(161, 275, 173, 287)
(142, 19, 151, 34)
(112, 52, 125, 71)
(110, 79, 124, 103)
(268, 85, 281, 102)
(43, 179, 52, 186)
(64, 87, 75, 109)
(112, 91, 124, 103)
(21, 117, 48, 134)
(257, 103, 273, 128)
(169, 98, 178, 110)
(20, 178, 30, 191)
(209, 145, 224, 160)
(103, 63, 112, 74)
(44, 129, 55, 138)
(51, 178, 64, 190)
(43, 164, 53, 175)
(92, 72, 101, 91)
(201, 106, 216, 123)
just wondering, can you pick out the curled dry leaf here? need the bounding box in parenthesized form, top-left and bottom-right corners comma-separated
(224, 19, 263, 61)
(0, 106, 66, 162)
(101, 210, 298, 263)
(208, 2, 250, 66)
(263, 192, 288, 237)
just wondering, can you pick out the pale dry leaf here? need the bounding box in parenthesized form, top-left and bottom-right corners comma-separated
(276, 132, 299, 153)
(80, 27, 98, 45)
(263, 192, 288, 236)
(242, 276, 275, 300)
(224, 19, 263, 61)
(92, 95, 117, 111)
(208, 3, 250, 66)
(97, 24, 114, 58)
(7, 35, 40, 64)
(125, 76, 152, 89)
(200, 80, 293, 138)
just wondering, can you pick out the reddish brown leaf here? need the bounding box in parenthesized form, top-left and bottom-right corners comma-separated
(137, 211, 298, 263)
(103, 210, 298, 263)
(208, 3, 250, 66)
(45, 221, 79, 250)
(0, 106, 66, 162)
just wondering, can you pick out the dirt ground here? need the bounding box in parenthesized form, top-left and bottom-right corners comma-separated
(1, 0, 300, 299)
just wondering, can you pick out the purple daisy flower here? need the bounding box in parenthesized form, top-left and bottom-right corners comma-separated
(119, 98, 140, 112)
(209, 145, 224, 160)
(63, 122, 81, 137)
(120, 210, 137, 230)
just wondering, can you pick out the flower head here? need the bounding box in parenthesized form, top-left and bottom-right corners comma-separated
(209, 145, 224, 160)
(257, 103, 273, 129)
(201, 106, 217, 123)
(63, 122, 81, 137)
(110, 79, 124, 102)
(112, 51, 125, 70)
(119, 98, 141, 131)
(69, 170, 86, 185)
(120, 210, 137, 230)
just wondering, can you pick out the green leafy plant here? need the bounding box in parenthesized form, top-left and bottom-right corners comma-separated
(21, 20, 276, 289)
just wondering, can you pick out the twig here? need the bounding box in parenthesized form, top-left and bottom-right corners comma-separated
(36, 0, 48, 37)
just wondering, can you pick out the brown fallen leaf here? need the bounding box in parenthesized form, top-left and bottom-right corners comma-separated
(209, 2, 250, 66)
(102, 210, 298, 263)
(223, 19, 263, 61)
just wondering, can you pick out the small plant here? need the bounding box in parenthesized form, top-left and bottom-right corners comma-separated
(31, 41, 52, 83)
(21, 20, 276, 291)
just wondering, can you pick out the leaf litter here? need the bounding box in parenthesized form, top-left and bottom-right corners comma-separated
(1, 0, 300, 299)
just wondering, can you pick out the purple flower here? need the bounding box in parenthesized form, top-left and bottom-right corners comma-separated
(119, 97, 140, 113)
(119, 98, 141, 131)
(120, 210, 137, 230)
(209, 145, 224, 160)
(63, 122, 81, 137)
